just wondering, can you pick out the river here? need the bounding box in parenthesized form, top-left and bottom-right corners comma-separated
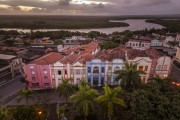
(0, 19, 164, 34)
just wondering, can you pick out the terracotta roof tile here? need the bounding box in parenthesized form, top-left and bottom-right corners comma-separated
(30, 52, 64, 65)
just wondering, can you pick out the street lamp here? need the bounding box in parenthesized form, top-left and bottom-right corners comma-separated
(38, 111, 42, 120)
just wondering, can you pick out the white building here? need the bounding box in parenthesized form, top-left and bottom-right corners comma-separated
(126, 39, 151, 50)
(164, 36, 175, 43)
(128, 57, 152, 83)
(155, 56, 172, 78)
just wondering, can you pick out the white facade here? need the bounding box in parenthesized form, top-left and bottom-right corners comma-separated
(175, 34, 180, 42)
(52, 62, 69, 87)
(155, 56, 171, 78)
(107, 59, 125, 85)
(129, 57, 152, 83)
(52, 61, 86, 87)
(126, 40, 151, 50)
(70, 62, 86, 84)
(151, 39, 163, 46)
(164, 36, 175, 43)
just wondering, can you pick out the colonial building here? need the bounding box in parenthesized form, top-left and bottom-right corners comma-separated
(24, 52, 64, 89)
(126, 39, 151, 50)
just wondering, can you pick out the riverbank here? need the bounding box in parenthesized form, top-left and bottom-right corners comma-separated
(0, 19, 164, 34)
(0, 16, 129, 29)
(146, 19, 180, 32)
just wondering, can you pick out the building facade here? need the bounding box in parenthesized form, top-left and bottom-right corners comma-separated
(0, 54, 23, 83)
(86, 59, 107, 86)
(128, 57, 152, 83)
(126, 39, 151, 50)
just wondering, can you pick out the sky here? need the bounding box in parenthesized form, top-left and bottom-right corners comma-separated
(0, 0, 180, 15)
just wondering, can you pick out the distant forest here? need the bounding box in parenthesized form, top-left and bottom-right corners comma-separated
(0, 16, 129, 29)
(146, 19, 180, 32)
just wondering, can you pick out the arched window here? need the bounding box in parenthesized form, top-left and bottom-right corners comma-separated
(114, 66, 120, 71)
(93, 67, 99, 73)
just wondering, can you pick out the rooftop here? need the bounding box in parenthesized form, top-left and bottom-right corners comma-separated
(95, 45, 164, 61)
(0, 54, 16, 60)
(30, 52, 64, 65)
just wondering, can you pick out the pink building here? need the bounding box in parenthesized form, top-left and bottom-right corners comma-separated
(24, 52, 64, 90)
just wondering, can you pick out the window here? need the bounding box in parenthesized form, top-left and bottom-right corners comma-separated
(142, 76, 146, 83)
(32, 83, 39, 88)
(43, 69, 47, 74)
(44, 83, 50, 88)
(114, 66, 120, 71)
(142, 44, 144, 47)
(163, 65, 168, 71)
(58, 70, 61, 75)
(93, 67, 99, 73)
(136, 43, 138, 46)
(31, 70, 35, 74)
(32, 77, 36, 81)
(138, 66, 143, 71)
(44, 76, 48, 79)
(88, 67, 91, 73)
(65, 70, 67, 75)
(145, 66, 148, 71)
(108, 67, 112, 70)
(101, 67, 105, 73)
(157, 65, 161, 70)
(76, 69, 81, 75)
(88, 77, 91, 83)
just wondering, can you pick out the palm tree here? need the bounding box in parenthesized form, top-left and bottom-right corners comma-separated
(18, 88, 34, 106)
(70, 86, 98, 120)
(56, 78, 74, 105)
(79, 79, 91, 90)
(96, 84, 125, 120)
(114, 62, 144, 91)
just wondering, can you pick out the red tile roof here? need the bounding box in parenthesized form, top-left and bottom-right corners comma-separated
(30, 52, 64, 65)
(95, 45, 164, 61)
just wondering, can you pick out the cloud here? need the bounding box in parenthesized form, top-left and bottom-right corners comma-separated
(0, 0, 179, 15)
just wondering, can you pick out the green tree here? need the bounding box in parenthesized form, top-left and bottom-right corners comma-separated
(148, 75, 171, 92)
(10, 105, 42, 120)
(100, 41, 119, 50)
(0, 108, 13, 120)
(114, 62, 144, 91)
(54, 39, 63, 45)
(56, 78, 75, 105)
(70, 86, 98, 120)
(56, 104, 68, 120)
(18, 89, 34, 106)
(96, 84, 125, 120)
(79, 79, 91, 90)
(123, 88, 180, 120)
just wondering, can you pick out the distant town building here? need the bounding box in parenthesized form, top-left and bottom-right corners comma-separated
(0, 54, 23, 83)
(126, 39, 151, 50)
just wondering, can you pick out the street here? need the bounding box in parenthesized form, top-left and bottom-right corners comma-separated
(0, 75, 26, 105)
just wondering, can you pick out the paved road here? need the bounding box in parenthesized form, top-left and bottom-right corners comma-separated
(0, 75, 26, 105)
